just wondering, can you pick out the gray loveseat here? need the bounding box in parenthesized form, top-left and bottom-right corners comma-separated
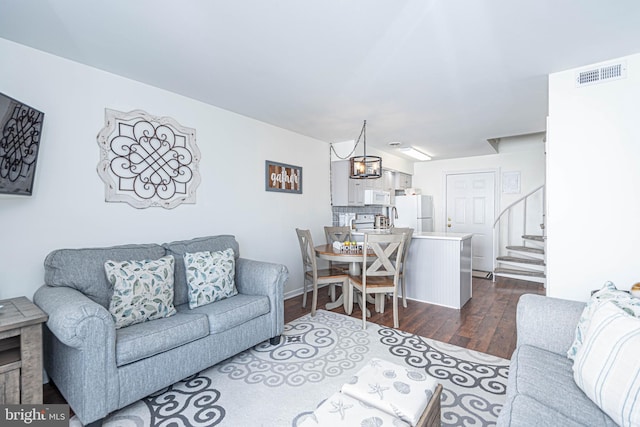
(33, 235, 288, 426)
(497, 294, 616, 426)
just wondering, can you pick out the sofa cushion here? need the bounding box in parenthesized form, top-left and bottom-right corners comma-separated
(163, 236, 240, 307)
(573, 301, 640, 426)
(44, 243, 166, 308)
(184, 249, 238, 308)
(498, 394, 589, 427)
(105, 255, 177, 329)
(176, 293, 269, 334)
(503, 344, 617, 426)
(115, 312, 209, 366)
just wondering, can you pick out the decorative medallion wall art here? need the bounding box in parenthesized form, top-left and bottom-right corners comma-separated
(0, 92, 45, 195)
(97, 109, 201, 209)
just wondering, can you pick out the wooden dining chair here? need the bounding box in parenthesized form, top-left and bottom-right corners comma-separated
(324, 226, 352, 244)
(390, 227, 414, 308)
(296, 228, 349, 316)
(324, 226, 351, 270)
(348, 233, 405, 329)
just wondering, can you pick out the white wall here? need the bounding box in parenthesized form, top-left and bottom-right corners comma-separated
(0, 38, 332, 300)
(412, 134, 546, 232)
(547, 53, 640, 301)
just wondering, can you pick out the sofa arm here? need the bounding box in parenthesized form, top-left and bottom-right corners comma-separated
(516, 294, 585, 356)
(33, 285, 119, 424)
(33, 285, 116, 350)
(235, 258, 288, 337)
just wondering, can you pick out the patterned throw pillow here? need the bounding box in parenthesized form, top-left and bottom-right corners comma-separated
(573, 301, 640, 426)
(567, 281, 640, 360)
(105, 256, 177, 329)
(184, 249, 237, 309)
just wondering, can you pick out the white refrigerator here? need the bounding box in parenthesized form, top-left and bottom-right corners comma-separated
(394, 195, 434, 232)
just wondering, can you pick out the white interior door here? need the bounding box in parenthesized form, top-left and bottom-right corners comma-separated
(446, 172, 495, 272)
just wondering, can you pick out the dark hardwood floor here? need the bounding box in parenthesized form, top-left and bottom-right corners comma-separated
(44, 276, 544, 408)
(285, 275, 545, 360)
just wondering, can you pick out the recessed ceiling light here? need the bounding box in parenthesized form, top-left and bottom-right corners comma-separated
(398, 147, 431, 161)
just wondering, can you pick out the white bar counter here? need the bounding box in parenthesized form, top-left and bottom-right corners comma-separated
(411, 232, 472, 241)
(404, 232, 473, 309)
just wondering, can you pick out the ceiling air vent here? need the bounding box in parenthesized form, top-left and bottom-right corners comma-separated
(576, 61, 627, 87)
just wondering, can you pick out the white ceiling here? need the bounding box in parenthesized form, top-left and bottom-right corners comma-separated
(1, 1, 640, 161)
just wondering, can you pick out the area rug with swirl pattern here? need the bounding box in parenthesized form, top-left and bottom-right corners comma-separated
(75, 310, 509, 427)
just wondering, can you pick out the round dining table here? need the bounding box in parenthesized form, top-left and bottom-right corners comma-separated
(314, 244, 376, 314)
(314, 244, 373, 276)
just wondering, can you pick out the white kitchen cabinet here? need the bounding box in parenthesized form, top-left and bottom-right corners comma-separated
(395, 172, 412, 189)
(364, 176, 383, 190)
(331, 160, 364, 206)
(348, 180, 364, 206)
(381, 169, 396, 205)
(382, 169, 395, 192)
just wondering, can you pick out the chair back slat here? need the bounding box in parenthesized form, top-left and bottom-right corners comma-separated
(324, 226, 352, 244)
(363, 233, 405, 279)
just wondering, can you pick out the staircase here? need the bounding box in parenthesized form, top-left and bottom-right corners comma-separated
(493, 186, 546, 285)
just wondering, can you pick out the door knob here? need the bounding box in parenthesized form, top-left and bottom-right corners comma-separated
(447, 224, 452, 228)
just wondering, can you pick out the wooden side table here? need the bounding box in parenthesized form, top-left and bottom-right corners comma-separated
(0, 296, 48, 404)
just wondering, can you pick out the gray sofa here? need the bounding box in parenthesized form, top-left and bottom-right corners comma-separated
(33, 235, 288, 426)
(497, 294, 616, 426)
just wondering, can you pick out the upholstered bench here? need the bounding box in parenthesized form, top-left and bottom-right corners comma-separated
(301, 358, 442, 427)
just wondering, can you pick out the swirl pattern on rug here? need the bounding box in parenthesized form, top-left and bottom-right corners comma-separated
(142, 374, 225, 426)
(378, 327, 509, 395)
(76, 310, 509, 427)
(440, 391, 503, 426)
(216, 310, 371, 387)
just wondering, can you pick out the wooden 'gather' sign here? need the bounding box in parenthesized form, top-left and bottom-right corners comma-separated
(265, 160, 302, 194)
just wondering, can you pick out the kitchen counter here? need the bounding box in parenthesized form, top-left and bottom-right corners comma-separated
(352, 230, 472, 239)
(350, 229, 391, 236)
(404, 233, 472, 309)
(411, 232, 472, 240)
(348, 228, 473, 309)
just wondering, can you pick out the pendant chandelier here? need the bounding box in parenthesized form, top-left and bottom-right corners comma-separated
(349, 120, 382, 179)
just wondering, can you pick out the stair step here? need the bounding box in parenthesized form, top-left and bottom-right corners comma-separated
(496, 256, 545, 266)
(494, 267, 546, 278)
(522, 234, 544, 242)
(506, 245, 544, 255)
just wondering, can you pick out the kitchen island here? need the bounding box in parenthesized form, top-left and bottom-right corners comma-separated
(404, 232, 473, 309)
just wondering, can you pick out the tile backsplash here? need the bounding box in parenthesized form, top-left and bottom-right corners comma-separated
(331, 205, 388, 226)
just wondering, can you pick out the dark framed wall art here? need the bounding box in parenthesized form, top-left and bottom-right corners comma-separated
(265, 160, 302, 194)
(0, 93, 45, 195)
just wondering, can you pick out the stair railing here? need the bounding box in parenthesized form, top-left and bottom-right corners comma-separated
(492, 185, 545, 280)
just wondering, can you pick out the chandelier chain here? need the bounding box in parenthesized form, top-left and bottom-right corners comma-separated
(329, 120, 367, 160)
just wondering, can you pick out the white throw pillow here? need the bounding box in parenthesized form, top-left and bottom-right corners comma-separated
(105, 255, 177, 329)
(573, 301, 640, 426)
(567, 281, 640, 360)
(184, 248, 237, 309)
